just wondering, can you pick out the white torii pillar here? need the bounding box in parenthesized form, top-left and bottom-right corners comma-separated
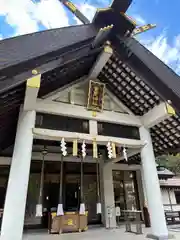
(139, 126, 169, 239)
(1, 110, 35, 240)
(1, 72, 40, 240)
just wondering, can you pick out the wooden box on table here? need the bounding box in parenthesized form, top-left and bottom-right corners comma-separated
(49, 211, 88, 234)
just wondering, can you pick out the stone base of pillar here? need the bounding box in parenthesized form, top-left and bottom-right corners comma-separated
(147, 233, 175, 239)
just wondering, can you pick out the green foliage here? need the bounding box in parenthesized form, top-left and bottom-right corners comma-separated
(156, 154, 180, 175)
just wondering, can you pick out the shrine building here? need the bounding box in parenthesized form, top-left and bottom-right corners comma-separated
(0, 1, 180, 239)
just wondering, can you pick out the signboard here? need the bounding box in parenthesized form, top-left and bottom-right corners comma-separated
(87, 80, 105, 112)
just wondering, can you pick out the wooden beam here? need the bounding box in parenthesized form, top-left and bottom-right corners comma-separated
(141, 102, 176, 128)
(35, 100, 142, 126)
(33, 128, 145, 148)
(24, 71, 41, 110)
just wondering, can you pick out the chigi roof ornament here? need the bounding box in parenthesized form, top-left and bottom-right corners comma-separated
(59, 0, 156, 38)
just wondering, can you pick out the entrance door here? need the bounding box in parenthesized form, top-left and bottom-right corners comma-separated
(0, 186, 6, 228)
(42, 182, 59, 228)
(113, 170, 140, 222)
(114, 180, 126, 221)
(64, 183, 79, 211)
(48, 183, 59, 209)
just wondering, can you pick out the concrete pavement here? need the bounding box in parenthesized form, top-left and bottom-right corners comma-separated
(23, 226, 180, 240)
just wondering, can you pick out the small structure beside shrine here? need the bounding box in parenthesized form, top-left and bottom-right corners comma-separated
(161, 177, 180, 209)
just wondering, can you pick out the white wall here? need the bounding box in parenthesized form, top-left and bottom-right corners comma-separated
(49, 81, 129, 114)
(161, 189, 176, 204)
(161, 188, 180, 211)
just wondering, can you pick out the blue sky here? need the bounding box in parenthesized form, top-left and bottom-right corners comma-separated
(0, 0, 180, 74)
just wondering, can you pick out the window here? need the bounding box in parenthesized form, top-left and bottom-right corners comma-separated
(175, 191, 180, 204)
(35, 113, 89, 134)
(97, 122, 140, 140)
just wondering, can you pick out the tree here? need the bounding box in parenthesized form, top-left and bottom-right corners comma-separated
(156, 154, 180, 175)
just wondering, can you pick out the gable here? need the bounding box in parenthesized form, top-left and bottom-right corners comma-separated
(50, 79, 131, 114)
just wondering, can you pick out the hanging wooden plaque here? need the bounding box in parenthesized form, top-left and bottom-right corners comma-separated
(87, 80, 105, 112)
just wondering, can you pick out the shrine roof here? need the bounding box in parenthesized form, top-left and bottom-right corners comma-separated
(0, 3, 180, 160)
(157, 167, 174, 180)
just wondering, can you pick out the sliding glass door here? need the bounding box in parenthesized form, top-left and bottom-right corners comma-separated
(113, 170, 139, 222)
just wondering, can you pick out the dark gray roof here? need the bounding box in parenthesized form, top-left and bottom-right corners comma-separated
(157, 167, 174, 179)
(0, 25, 97, 72)
(0, 1, 180, 158)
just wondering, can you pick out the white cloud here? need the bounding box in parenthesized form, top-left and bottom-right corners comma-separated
(73, 2, 97, 25)
(174, 35, 180, 48)
(33, 0, 69, 29)
(0, 35, 2, 40)
(141, 33, 180, 74)
(133, 14, 146, 25)
(73, 0, 114, 25)
(0, 0, 69, 37)
(0, 0, 38, 35)
(130, 14, 180, 74)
